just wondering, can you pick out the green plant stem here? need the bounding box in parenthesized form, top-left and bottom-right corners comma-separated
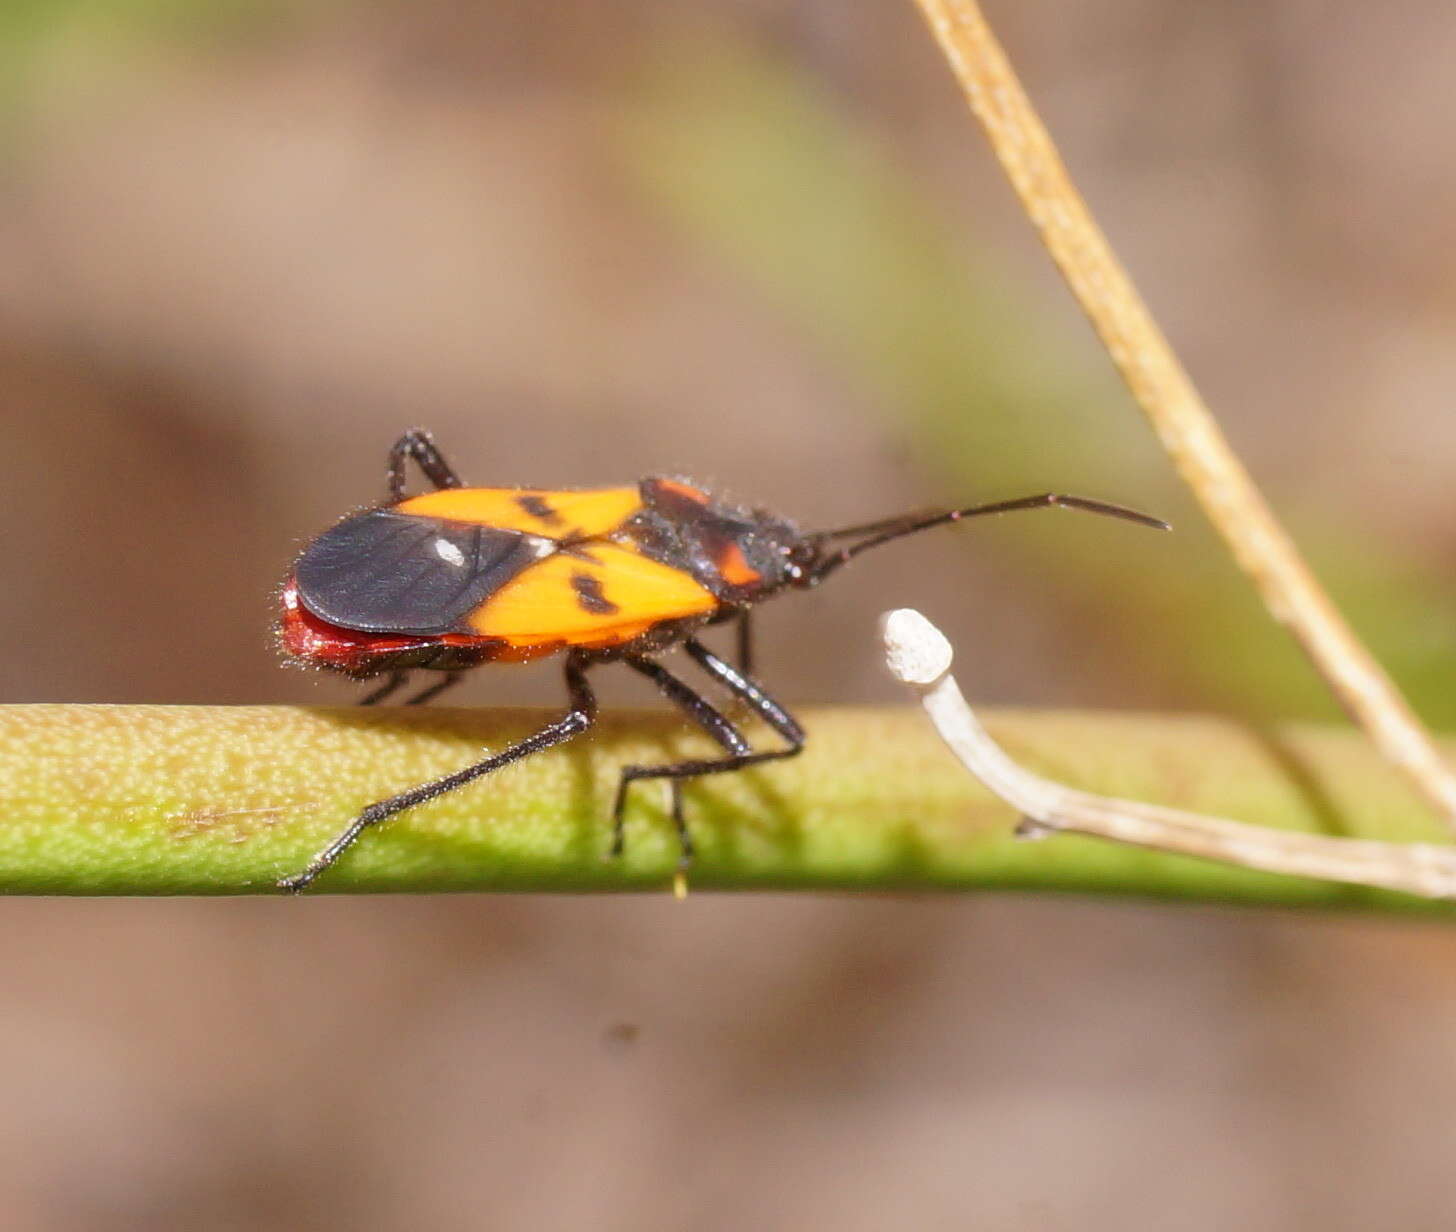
(0, 703, 1450, 907)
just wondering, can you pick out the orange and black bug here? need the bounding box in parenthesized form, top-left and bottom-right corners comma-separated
(277, 429, 1167, 892)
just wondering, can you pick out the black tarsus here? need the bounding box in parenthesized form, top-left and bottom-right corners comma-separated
(807, 492, 1169, 583)
(278, 652, 598, 892)
(612, 639, 805, 870)
(387, 428, 465, 502)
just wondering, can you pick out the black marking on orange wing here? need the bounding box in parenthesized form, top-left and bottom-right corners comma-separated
(516, 493, 564, 526)
(294, 508, 550, 635)
(571, 571, 619, 615)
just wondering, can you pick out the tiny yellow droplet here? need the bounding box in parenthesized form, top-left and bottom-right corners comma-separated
(672, 870, 688, 900)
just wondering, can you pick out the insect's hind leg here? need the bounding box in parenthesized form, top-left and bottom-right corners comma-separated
(279, 653, 597, 893)
(386, 428, 465, 501)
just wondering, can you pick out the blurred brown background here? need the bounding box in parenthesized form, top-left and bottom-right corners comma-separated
(4, 1, 1456, 1227)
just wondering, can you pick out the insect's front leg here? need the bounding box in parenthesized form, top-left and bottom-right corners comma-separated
(735, 610, 754, 678)
(638, 640, 807, 861)
(613, 646, 806, 873)
(613, 655, 751, 869)
(682, 639, 805, 753)
(386, 428, 465, 502)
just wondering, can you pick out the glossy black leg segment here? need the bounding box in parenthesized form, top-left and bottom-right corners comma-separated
(358, 670, 409, 705)
(735, 610, 754, 678)
(611, 647, 805, 869)
(667, 782, 693, 867)
(386, 428, 465, 502)
(683, 638, 806, 748)
(279, 652, 597, 893)
(405, 672, 465, 706)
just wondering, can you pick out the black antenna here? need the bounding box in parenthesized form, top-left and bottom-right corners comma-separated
(806, 492, 1169, 583)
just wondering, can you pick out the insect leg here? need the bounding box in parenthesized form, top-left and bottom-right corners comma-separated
(614, 656, 751, 866)
(735, 610, 754, 678)
(358, 670, 409, 705)
(683, 638, 806, 751)
(404, 672, 465, 706)
(278, 652, 597, 892)
(615, 643, 807, 870)
(386, 428, 466, 502)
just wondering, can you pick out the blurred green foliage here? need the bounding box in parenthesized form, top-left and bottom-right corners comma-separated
(617, 32, 1456, 727)
(0, 0, 299, 137)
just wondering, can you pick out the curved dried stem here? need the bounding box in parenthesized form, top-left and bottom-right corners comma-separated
(883, 608, 1456, 900)
(907, 0, 1456, 832)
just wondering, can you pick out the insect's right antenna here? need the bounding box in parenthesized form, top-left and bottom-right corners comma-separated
(805, 493, 1169, 584)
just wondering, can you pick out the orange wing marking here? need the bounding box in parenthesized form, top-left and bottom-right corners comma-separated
(466, 544, 718, 650)
(397, 487, 642, 539)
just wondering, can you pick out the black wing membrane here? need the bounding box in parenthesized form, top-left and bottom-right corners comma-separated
(295, 508, 550, 635)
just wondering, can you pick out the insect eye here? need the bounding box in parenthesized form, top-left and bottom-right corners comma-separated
(784, 540, 818, 581)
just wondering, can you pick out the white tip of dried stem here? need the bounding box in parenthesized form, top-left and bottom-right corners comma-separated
(880, 608, 955, 686)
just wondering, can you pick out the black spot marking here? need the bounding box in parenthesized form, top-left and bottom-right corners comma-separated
(517, 493, 564, 525)
(571, 571, 618, 616)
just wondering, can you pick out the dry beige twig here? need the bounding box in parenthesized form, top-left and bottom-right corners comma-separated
(882, 608, 1456, 900)
(907, 0, 1456, 833)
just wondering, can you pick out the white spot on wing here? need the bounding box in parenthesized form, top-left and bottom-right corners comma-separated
(433, 537, 466, 567)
